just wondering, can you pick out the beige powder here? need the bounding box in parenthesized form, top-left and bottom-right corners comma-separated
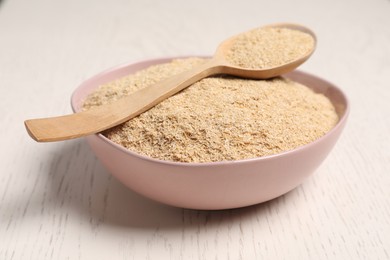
(83, 58, 338, 163)
(225, 27, 315, 69)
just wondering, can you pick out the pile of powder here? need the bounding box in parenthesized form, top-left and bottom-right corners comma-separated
(225, 27, 315, 69)
(83, 58, 338, 163)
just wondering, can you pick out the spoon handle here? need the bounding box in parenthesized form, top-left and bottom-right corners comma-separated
(24, 59, 224, 142)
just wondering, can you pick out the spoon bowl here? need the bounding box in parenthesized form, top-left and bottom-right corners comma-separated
(25, 23, 316, 142)
(214, 23, 317, 79)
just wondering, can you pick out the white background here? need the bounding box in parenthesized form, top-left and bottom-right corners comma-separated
(1, 0, 389, 259)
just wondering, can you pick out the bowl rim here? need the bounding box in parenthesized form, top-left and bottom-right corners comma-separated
(71, 56, 350, 167)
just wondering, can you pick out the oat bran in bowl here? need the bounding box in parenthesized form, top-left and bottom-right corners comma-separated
(71, 57, 349, 210)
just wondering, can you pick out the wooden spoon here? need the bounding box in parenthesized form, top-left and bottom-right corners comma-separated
(25, 23, 316, 142)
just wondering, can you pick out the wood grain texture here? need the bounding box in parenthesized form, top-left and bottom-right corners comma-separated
(1, 0, 390, 259)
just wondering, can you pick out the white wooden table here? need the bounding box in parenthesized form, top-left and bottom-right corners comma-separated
(1, 0, 389, 259)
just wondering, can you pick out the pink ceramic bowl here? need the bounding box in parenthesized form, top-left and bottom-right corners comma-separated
(71, 57, 349, 210)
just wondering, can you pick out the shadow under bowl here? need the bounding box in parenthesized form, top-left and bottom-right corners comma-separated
(71, 57, 349, 210)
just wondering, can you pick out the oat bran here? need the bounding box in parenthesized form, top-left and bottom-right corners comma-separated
(83, 58, 338, 163)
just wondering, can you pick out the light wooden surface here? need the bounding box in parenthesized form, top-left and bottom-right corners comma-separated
(1, 0, 389, 259)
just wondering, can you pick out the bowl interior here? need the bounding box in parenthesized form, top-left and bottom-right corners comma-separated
(71, 57, 349, 163)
